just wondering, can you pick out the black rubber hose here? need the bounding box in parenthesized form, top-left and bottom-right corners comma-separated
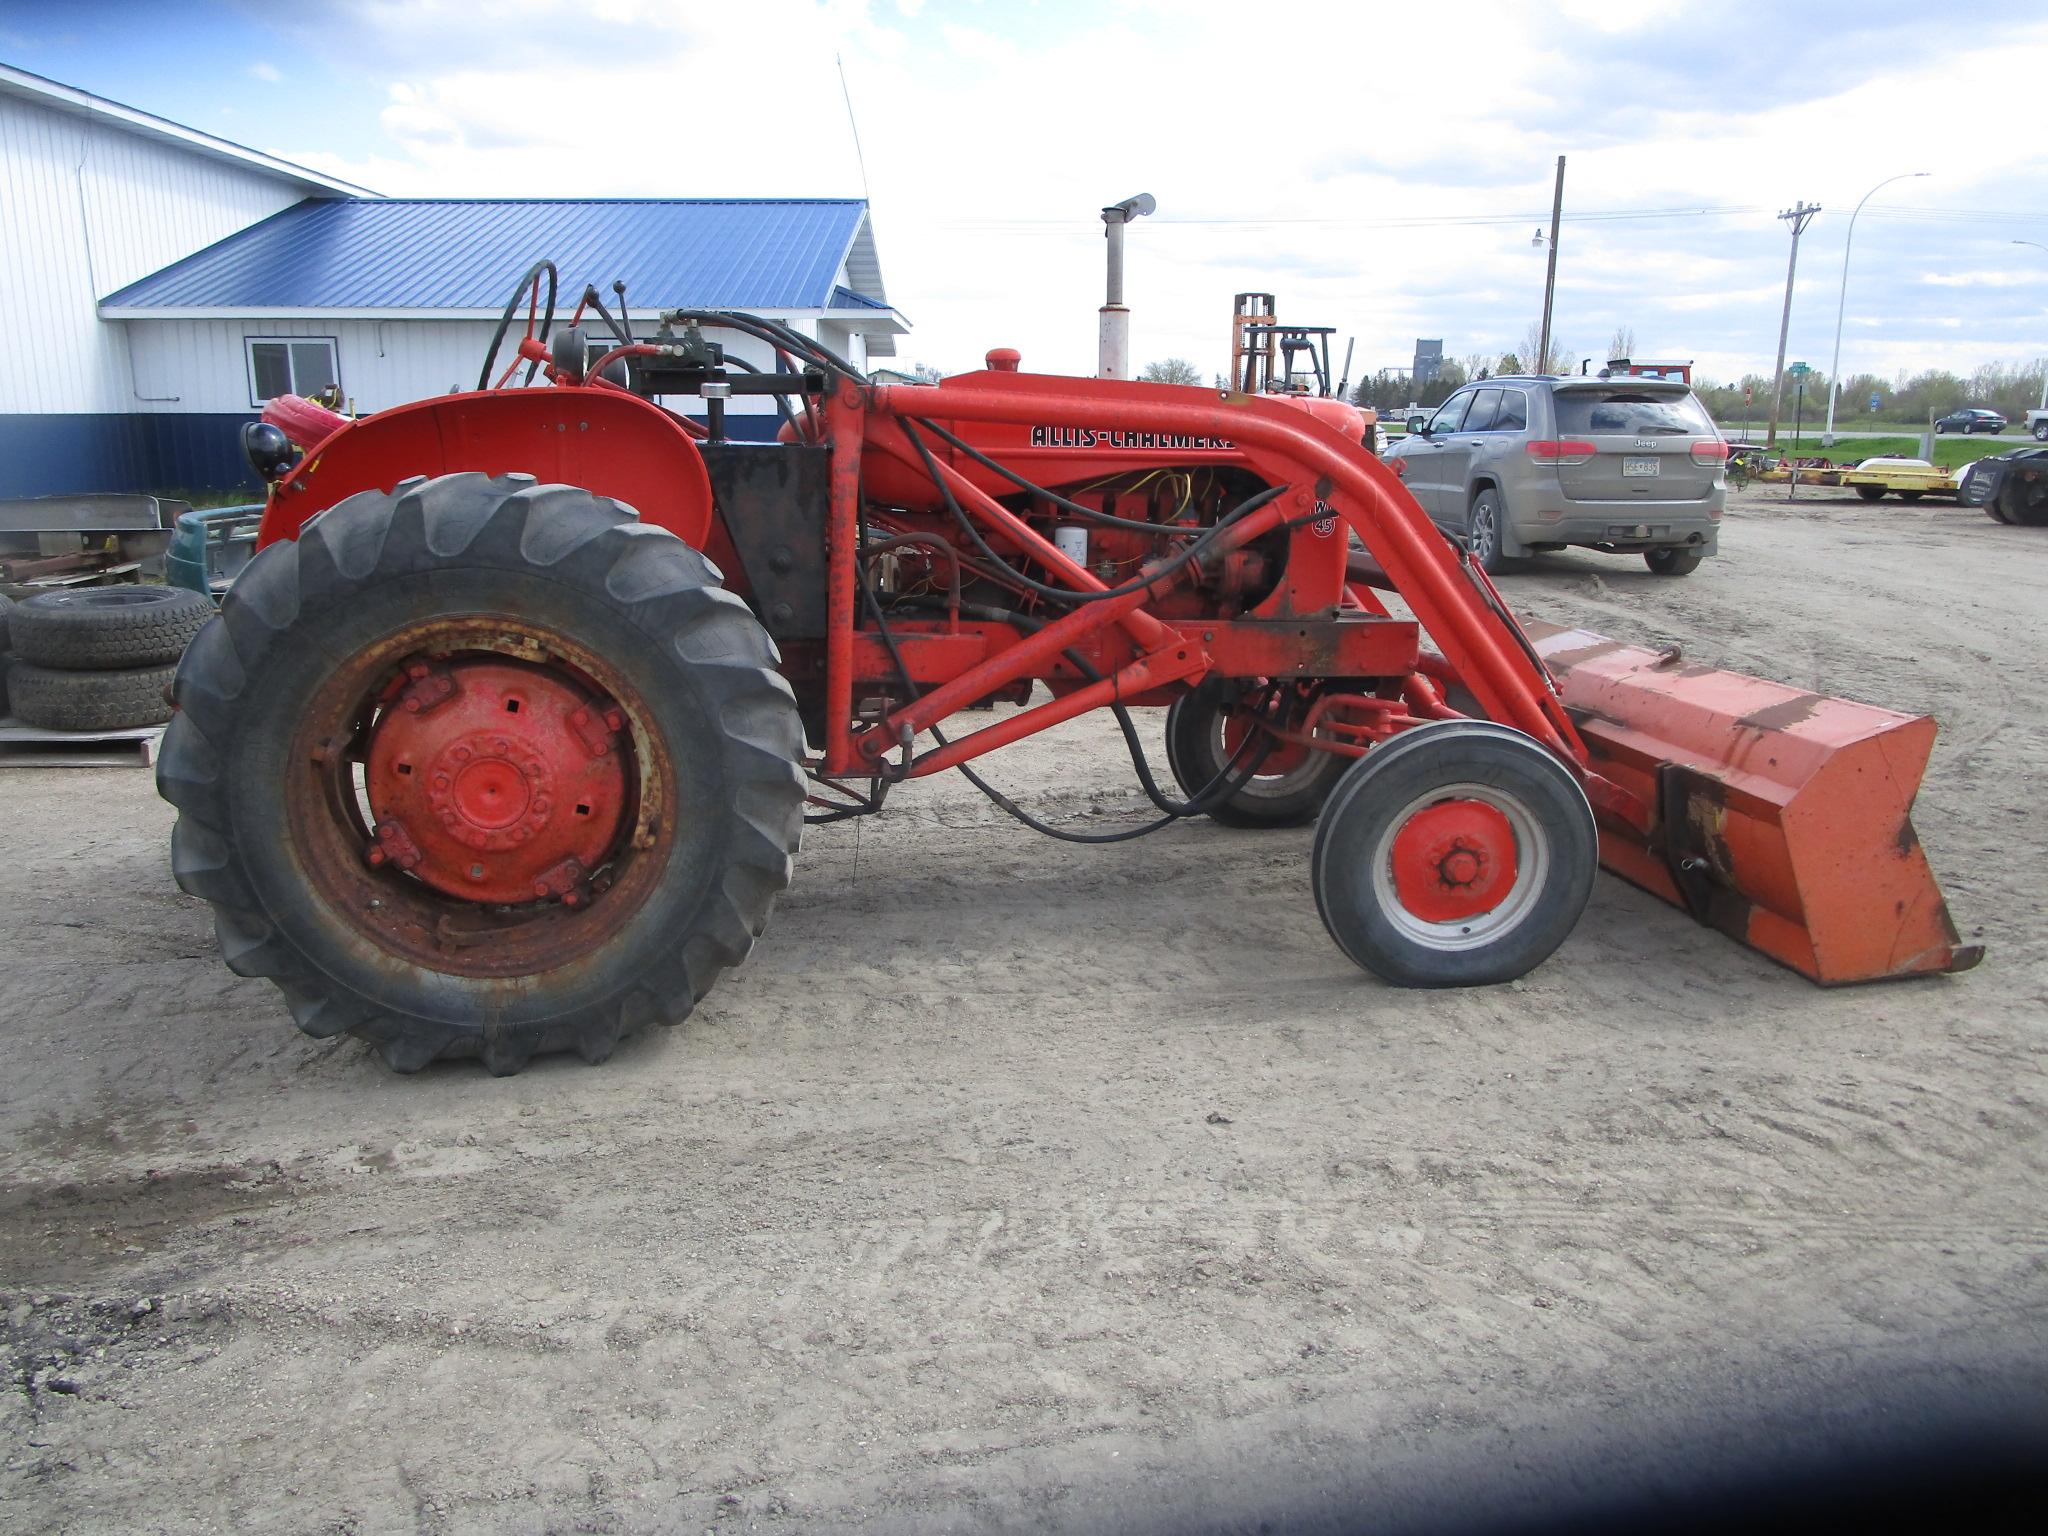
(717, 353, 798, 433)
(898, 418, 1286, 607)
(888, 593, 1274, 820)
(912, 417, 1222, 535)
(857, 573, 1271, 843)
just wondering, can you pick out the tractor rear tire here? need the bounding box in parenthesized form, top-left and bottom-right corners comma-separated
(1312, 720, 1596, 987)
(8, 659, 176, 731)
(8, 584, 214, 669)
(1165, 688, 1348, 828)
(157, 472, 805, 1075)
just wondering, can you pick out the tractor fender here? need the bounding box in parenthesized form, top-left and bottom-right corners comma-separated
(255, 387, 719, 558)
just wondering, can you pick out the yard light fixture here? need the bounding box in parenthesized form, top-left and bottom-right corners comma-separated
(1821, 171, 1930, 446)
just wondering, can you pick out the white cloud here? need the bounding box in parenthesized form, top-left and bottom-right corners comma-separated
(247, 61, 282, 83)
(262, 0, 2048, 382)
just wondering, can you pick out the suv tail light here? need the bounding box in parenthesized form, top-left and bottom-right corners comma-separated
(1526, 439, 1596, 466)
(1690, 440, 1730, 464)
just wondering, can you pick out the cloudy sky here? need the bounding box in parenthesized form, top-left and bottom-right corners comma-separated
(7, 0, 2046, 391)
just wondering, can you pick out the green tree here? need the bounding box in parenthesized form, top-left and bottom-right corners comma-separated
(1141, 358, 1202, 385)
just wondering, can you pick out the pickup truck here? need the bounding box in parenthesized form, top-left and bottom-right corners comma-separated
(2026, 408, 2048, 442)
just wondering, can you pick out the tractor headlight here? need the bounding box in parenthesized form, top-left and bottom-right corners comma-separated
(242, 421, 297, 482)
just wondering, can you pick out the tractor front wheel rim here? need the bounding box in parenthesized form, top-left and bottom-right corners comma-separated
(1373, 782, 1544, 949)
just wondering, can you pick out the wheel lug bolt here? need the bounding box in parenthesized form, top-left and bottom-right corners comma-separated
(467, 864, 485, 881)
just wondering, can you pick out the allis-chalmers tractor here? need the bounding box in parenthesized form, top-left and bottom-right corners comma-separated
(159, 264, 1981, 1073)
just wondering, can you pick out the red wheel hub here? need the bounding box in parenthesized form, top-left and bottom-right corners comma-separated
(1387, 798, 1518, 924)
(363, 658, 629, 905)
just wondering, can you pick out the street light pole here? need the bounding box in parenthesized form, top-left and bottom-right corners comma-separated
(1822, 171, 1929, 445)
(2016, 241, 2048, 410)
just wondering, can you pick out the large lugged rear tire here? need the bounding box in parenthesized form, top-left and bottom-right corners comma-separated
(1312, 720, 1596, 987)
(157, 472, 805, 1074)
(9, 585, 214, 669)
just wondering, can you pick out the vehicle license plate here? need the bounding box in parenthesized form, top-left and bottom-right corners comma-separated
(1623, 457, 1660, 477)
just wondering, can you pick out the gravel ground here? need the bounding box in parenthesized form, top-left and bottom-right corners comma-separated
(2, 486, 2044, 1533)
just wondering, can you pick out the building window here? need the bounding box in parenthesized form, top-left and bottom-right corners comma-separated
(246, 338, 339, 407)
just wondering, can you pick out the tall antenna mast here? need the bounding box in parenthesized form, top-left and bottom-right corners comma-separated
(836, 55, 871, 203)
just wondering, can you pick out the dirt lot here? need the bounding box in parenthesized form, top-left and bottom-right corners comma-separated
(3, 486, 2044, 1533)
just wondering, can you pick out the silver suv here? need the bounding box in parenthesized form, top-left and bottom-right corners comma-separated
(1384, 375, 1726, 575)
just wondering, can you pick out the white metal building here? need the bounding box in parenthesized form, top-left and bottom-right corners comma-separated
(0, 63, 371, 494)
(0, 64, 908, 496)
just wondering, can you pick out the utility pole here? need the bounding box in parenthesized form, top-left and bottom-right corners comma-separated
(1766, 201, 1820, 448)
(1537, 155, 1565, 375)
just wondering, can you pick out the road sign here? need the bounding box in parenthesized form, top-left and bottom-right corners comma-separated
(1788, 361, 1812, 377)
(1870, 392, 1882, 411)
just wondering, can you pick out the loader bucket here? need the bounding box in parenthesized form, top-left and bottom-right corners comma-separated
(1525, 624, 1983, 985)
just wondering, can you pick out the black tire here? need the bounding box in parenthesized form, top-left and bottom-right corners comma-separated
(157, 472, 805, 1075)
(1466, 487, 1507, 573)
(1898, 491, 1924, 503)
(1312, 720, 1596, 987)
(2032, 422, 2047, 442)
(1855, 485, 1886, 502)
(1164, 689, 1348, 828)
(1934, 423, 1948, 435)
(1643, 546, 1703, 576)
(0, 591, 14, 653)
(2005, 479, 2048, 527)
(9, 585, 215, 670)
(8, 659, 176, 731)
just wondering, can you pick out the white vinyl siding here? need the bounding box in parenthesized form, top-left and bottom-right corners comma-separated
(0, 90, 311, 415)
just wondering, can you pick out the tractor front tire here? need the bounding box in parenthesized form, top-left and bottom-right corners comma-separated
(158, 472, 805, 1074)
(1312, 720, 1596, 987)
(1165, 688, 1348, 828)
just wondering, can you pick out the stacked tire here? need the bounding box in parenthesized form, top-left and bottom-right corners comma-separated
(3, 586, 214, 731)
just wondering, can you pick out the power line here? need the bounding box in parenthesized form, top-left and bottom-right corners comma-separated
(941, 204, 1768, 232)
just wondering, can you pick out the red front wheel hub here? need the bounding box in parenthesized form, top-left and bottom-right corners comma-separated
(1387, 798, 1519, 924)
(363, 657, 630, 904)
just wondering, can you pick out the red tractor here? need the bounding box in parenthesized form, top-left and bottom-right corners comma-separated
(161, 265, 1980, 1073)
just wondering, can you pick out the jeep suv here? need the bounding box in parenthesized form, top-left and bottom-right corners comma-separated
(1384, 376, 1727, 575)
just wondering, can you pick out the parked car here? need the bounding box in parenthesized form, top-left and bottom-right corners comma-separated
(1382, 374, 1726, 575)
(1958, 445, 2048, 525)
(1934, 407, 2007, 434)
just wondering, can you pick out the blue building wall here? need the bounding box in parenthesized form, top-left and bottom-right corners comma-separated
(0, 413, 261, 497)
(0, 408, 782, 499)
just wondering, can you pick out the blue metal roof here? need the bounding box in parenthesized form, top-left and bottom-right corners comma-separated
(829, 285, 890, 311)
(102, 199, 883, 312)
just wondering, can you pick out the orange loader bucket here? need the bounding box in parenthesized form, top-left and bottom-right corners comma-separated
(1526, 624, 1983, 985)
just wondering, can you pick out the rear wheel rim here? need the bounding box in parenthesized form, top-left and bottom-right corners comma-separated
(1370, 782, 1546, 950)
(284, 617, 671, 981)
(1471, 501, 1497, 563)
